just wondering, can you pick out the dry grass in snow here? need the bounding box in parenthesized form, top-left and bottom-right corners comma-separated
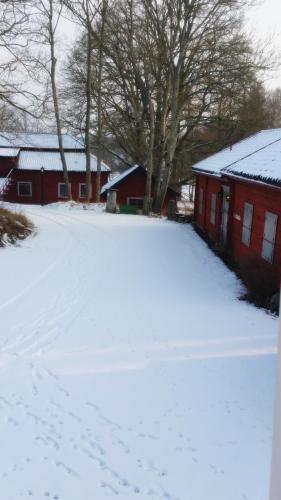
(0, 207, 34, 247)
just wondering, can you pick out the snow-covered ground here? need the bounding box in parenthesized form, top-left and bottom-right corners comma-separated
(0, 203, 277, 500)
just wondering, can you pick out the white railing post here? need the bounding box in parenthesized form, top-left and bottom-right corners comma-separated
(269, 293, 281, 500)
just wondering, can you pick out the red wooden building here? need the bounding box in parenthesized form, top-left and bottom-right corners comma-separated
(0, 132, 110, 204)
(193, 129, 281, 288)
(101, 164, 178, 213)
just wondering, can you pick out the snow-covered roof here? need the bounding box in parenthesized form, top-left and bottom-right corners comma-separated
(0, 148, 20, 157)
(0, 132, 84, 150)
(101, 165, 139, 194)
(223, 138, 281, 185)
(18, 151, 110, 172)
(192, 129, 281, 176)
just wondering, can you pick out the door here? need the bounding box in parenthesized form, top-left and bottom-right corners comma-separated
(220, 185, 230, 246)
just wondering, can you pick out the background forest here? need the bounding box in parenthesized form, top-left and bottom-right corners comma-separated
(1, 0, 281, 210)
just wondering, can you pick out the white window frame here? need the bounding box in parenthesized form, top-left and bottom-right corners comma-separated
(58, 182, 71, 199)
(242, 202, 253, 247)
(261, 211, 278, 264)
(17, 181, 32, 197)
(79, 183, 92, 199)
(198, 188, 204, 216)
(210, 193, 216, 225)
(127, 197, 144, 208)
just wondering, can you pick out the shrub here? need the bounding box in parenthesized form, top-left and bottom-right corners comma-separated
(238, 256, 279, 310)
(0, 207, 34, 247)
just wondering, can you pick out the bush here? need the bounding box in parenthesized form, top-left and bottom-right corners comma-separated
(0, 207, 34, 247)
(238, 256, 279, 310)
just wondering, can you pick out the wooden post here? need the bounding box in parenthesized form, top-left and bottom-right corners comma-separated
(269, 293, 281, 500)
(106, 190, 117, 213)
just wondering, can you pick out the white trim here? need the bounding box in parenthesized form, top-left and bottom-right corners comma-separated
(58, 182, 71, 198)
(17, 181, 32, 197)
(127, 197, 144, 203)
(261, 211, 278, 263)
(127, 197, 144, 208)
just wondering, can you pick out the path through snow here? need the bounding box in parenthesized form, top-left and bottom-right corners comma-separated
(0, 204, 277, 500)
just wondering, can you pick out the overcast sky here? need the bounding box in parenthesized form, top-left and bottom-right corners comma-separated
(60, 0, 281, 90)
(245, 0, 281, 88)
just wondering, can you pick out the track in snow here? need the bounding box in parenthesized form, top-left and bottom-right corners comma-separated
(0, 204, 277, 500)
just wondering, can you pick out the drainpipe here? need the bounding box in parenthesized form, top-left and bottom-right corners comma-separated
(269, 293, 281, 500)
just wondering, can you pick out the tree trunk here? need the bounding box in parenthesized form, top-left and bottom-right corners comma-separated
(49, 0, 71, 200)
(96, 0, 107, 202)
(85, 1, 92, 203)
(143, 97, 155, 215)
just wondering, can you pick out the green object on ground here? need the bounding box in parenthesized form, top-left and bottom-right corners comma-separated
(119, 204, 138, 215)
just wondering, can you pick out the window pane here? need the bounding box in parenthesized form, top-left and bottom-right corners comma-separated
(261, 211, 278, 263)
(243, 203, 253, 229)
(242, 226, 251, 246)
(18, 182, 31, 196)
(210, 193, 216, 225)
(264, 212, 277, 243)
(242, 202, 253, 246)
(80, 184, 87, 198)
(128, 198, 143, 209)
(262, 240, 274, 263)
(59, 183, 67, 197)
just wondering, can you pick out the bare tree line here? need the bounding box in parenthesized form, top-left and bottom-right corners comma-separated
(0, 0, 280, 211)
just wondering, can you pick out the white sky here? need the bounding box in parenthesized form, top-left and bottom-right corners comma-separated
(59, 0, 281, 90)
(245, 0, 281, 89)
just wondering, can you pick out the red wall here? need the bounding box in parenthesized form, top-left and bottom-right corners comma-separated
(194, 172, 281, 286)
(4, 169, 109, 204)
(0, 156, 18, 176)
(230, 178, 281, 279)
(195, 173, 222, 241)
(102, 168, 178, 212)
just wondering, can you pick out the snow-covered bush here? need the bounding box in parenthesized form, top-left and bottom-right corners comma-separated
(0, 207, 34, 247)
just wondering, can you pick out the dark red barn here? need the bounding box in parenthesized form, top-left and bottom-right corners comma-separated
(101, 164, 178, 213)
(192, 129, 281, 288)
(0, 132, 110, 204)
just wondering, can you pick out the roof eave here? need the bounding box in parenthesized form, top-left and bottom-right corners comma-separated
(192, 167, 222, 177)
(222, 170, 281, 188)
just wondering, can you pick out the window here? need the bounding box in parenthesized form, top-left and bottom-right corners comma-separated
(58, 183, 70, 198)
(210, 193, 216, 225)
(198, 188, 204, 215)
(18, 182, 32, 197)
(79, 183, 92, 199)
(127, 197, 144, 209)
(242, 202, 253, 247)
(262, 211, 278, 263)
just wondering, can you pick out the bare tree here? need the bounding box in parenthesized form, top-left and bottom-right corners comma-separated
(101, 0, 268, 211)
(265, 88, 281, 128)
(63, 0, 109, 203)
(95, 0, 107, 202)
(62, 0, 271, 212)
(36, 0, 72, 200)
(0, 0, 46, 119)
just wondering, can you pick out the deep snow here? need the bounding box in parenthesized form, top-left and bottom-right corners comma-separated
(0, 204, 278, 500)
